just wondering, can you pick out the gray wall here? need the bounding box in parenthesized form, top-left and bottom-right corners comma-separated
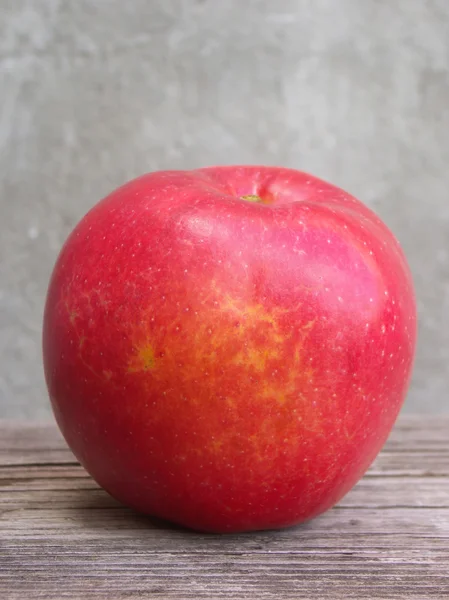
(1, 0, 448, 420)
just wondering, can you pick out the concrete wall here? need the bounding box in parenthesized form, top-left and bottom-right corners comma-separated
(1, 0, 448, 419)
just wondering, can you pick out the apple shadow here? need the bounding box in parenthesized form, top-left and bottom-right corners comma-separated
(55, 479, 322, 548)
(66, 482, 325, 544)
(68, 483, 194, 535)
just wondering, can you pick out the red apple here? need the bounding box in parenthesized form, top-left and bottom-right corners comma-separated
(43, 166, 416, 533)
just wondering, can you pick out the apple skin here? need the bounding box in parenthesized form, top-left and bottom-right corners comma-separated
(43, 166, 416, 533)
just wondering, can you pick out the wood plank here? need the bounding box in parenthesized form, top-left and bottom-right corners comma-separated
(370, 450, 449, 477)
(1, 554, 448, 600)
(0, 422, 73, 466)
(1, 473, 449, 508)
(0, 415, 449, 476)
(2, 506, 449, 548)
(1, 417, 448, 599)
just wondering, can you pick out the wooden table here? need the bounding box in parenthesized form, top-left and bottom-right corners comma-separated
(1, 416, 448, 599)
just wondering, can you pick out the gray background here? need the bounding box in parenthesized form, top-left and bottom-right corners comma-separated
(1, 0, 448, 420)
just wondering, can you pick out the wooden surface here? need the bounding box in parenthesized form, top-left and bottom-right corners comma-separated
(1, 417, 448, 599)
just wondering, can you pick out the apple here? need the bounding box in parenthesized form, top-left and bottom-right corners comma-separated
(43, 166, 416, 533)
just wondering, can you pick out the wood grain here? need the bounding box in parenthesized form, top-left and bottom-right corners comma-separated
(1, 416, 448, 599)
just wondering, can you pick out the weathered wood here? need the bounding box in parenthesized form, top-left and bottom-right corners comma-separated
(1, 416, 448, 599)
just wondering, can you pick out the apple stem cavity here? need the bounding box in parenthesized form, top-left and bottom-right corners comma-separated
(241, 194, 264, 204)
